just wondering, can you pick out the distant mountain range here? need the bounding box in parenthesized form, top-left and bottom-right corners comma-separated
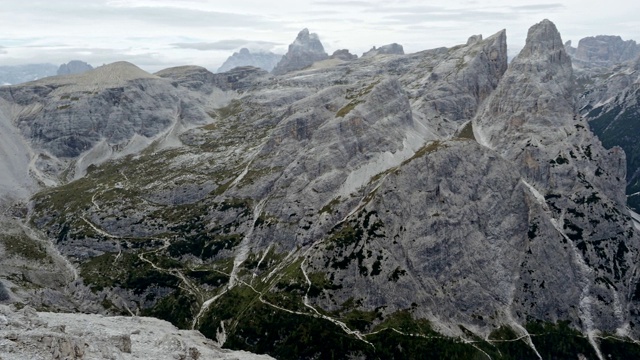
(0, 63, 57, 85)
(217, 48, 282, 73)
(0, 60, 93, 85)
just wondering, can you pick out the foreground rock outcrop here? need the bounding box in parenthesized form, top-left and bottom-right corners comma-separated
(0, 305, 274, 359)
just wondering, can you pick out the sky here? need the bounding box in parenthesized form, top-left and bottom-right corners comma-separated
(0, 0, 638, 73)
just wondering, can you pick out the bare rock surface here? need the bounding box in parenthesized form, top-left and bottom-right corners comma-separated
(217, 48, 282, 73)
(571, 35, 640, 69)
(57, 61, 93, 76)
(0, 305, 274, 360)
(361, 43, 404, 58)
(1, 18, 640, 359)
(271, 29, 328, 75)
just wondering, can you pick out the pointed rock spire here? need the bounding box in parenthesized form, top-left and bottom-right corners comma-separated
(271, 29, 329, 75)
(475, 19, 574, 144)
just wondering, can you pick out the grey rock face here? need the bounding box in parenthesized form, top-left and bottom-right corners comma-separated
(7, 18, 640, 358)
(217, 48, 283, 73)
(0, 61, 210, 164)
(578, 56, 640, 211)
(57, 60, 93, 76)
(572, 35, 640, 69)
(271, 28, 329, 75)
(157, 65, 268, 93)
(361, 43, 404, 58)
(564, 40, 577, 56)
(475, 19, 637, 337)
(0, 305, 275, 359)
(330, 49, 357, 61)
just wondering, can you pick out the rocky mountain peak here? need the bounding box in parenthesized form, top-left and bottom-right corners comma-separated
(517, 19, 569, 65)
(271, 28, 328, 75)
(57, 60, 93, 76)
(330, 49, 357, 61)
(467, 34, 483, 45)
(217, 48, 282, 73)
(573, 35, 640, 69)
(474, 19, 575, 151)
(361, 43, 404, 58)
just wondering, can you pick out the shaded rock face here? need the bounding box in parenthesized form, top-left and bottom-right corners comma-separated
(362, 43, 404, 58)
(271, 28, 328, 75)
(330, 49, 357, 61)
(571, 35, 640, 69)
(0, 61, 219, 189)
(564, 40, 577, 56)
(578, 56, 640, 212)
(156, 65, 268, 93)
(475, 19, 637, 339)
(217, 48, 283, 73)
(57, 60, 93, 76)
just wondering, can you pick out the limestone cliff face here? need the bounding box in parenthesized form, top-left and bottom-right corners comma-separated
(474, 19, 639, 339)
(361, 43, 404, 58)
(579, 56, 640, 212)
(217, 48, 282, 73)
(0, 61, 215, 188)
(271, 29, 329, 75)
(57, 60, 93, 76)
(572, 35, 640, 69)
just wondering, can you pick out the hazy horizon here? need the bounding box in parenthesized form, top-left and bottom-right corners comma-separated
(0, 0, 638, 73)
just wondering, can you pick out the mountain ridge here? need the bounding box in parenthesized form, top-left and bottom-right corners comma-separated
(1, 20, 640, 359)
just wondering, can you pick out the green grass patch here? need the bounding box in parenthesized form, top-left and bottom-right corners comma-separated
(0, 234, 49, 261)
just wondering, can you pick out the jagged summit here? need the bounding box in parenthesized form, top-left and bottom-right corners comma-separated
(517, 19, 569, 64)
(271, 28, 328, 75)
(476, 19, 573, 142)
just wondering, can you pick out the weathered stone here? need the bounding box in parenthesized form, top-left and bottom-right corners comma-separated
(271, 29, 329, 75)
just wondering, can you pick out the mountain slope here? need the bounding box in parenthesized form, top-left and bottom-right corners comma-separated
(1, 20, 640, 359)
(579, 57, 640, 212)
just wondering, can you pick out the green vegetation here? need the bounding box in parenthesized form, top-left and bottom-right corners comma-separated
(456, 121, 476, 140)
(0, 234, 49, 261)
(525, 320, 598, 359)
(336, 80, 381, 118)
(401, 141, 443, 166)
(141, 288, 197, 329)
(320, 196, 341, 214)
(79, 252, 178, 293)
(336, 100, 363, 118)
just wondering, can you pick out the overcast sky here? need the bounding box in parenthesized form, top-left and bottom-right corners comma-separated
(0, 0, 638, 73)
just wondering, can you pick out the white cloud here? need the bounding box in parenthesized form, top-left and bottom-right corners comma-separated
(171, 40, 282, 51)
(0, 0, 637, 72)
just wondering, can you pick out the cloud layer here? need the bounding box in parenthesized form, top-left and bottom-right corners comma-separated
(0, 0, 637, 72)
